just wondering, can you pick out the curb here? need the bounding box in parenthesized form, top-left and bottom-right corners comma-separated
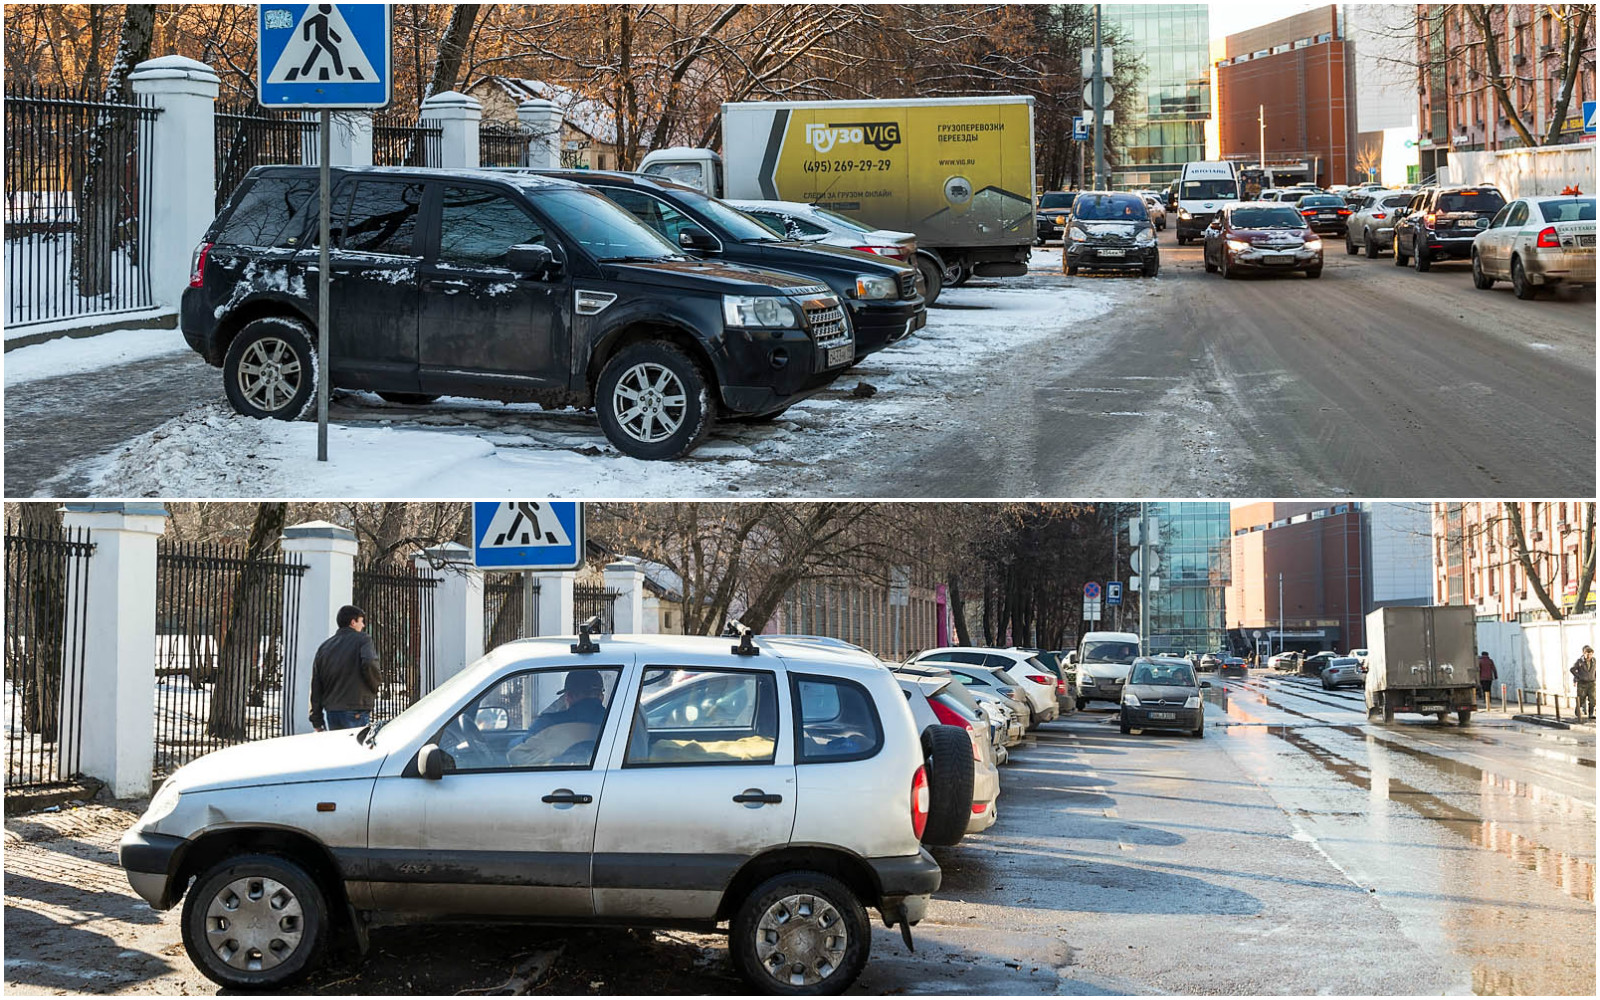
(4, 779, 104, 818)
(1510, 713, 1596, 731)
(4, 308, 178, 352)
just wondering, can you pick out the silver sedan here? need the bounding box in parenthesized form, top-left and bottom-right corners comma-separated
(1472, 196, 1596, 299)
(1321, 656, 1366, 690)
(1344, 190, 1415, 258)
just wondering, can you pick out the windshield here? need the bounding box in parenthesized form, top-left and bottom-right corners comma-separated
(1073, 194, 1148, 221)
(1082, 640, 1138, 664)
(1181, 178, 1239, 201)
(1537, 197, 1596, 223)
(1230, 206, 1306, 229)
(810, 206, 875, 233)
(535, 187, 685, 260)
(1438, 190, 1506, 213)
(674, 188, 787, 241)
(1130, 661, 1197, 686)
(1039, 192, 1075, 209)
(1300, 194, 1343, 207)
(372, 655, 500, 751)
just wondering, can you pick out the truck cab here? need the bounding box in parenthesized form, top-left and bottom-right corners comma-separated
(640, 147, 725, 197)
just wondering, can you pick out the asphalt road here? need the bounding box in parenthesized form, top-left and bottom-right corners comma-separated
(5, 672, 1591, 995)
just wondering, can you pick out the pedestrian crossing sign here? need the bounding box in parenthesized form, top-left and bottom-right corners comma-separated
(258, 4, 391, 109)
(472, 502, 585, 571)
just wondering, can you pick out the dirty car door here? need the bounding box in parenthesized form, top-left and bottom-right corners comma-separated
(324, 178, 424, 392)
(362, 661, 632, 917)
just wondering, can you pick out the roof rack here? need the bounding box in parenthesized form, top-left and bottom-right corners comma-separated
(725, 619, 761, 657)
(571, 616, 604, 654)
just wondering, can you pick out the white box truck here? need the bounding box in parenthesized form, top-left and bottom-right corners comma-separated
(1364, 606, 1480, 725)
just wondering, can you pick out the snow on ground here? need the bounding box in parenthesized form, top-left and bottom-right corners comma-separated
(4, 325, 190, 386)
(86, 249, 1119, 497)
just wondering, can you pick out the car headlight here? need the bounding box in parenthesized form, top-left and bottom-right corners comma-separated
(1304, 237, 1322, 250)
(854, 274, 896, 300)
(1135, 229, 1156, 245)
(722, 294, 798, 328)
(1068, 227, 1088, 242)
(1184, 695, 1202, 709)
(1179, 209, 1193, 220)
(1226, 239, 1252, 252)
(1123, 693, 1141, 707)
(142, 780, 183, 827)
(1054, 215, 1068, 226)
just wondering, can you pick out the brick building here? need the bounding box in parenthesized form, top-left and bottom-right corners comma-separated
(1226, 502, 1367, 655)
(1432, 502, 1595, 621)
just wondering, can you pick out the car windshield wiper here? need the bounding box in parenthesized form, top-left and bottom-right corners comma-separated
(361, 720, 385, 748)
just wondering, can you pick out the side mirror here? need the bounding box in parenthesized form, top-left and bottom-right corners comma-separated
(678, 226, 719, 252)
(474, 706, 509, 731)
(417, 743, 445, 781)
(1200, 681, 1213, 689)
(506, 243, 559, 279)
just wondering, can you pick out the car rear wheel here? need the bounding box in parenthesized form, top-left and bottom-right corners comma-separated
(1364, 231, 1379, 259)
(1472, 251, 1496, 289)
(919, 725, 976, 847)
(595, 341, 715, 460)
(915, 257, 943, 306)
(376, 391, 441, 405)
(181, 853, 328, 990)
(730, 872, 870, 996)
(1413, 243, 1431, 272)
(222, 317, 318, 421)
(1512, 256, 1538, 300)
(1393, 236, 1409, 266)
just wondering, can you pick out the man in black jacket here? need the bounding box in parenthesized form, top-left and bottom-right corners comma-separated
(309, 605, 381, 731)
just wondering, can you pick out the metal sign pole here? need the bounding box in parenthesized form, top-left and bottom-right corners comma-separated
(1092, 5, 1105, 190)
(317, 110, 331, 462)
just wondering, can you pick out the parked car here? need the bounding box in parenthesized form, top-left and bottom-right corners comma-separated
(892, 673, 997, 837)
(1349, 647, 1370, 668)
(902, 661, 1034, 734)
(728, 199, 917, 262)
(1119, 656, 1209, 738)
(1197, 652, 1222, 672)
(1321, 656, 1366, 690)
(1294, 193, 1354, 235)
(1393, 185, 1508, 272)
(1036, 190, 1076, 244)
(120, 633, 944, 994)
(1257, 188, 1289, 202)
(1345, 190, 1414, 258)
(515, 169, 927, 360)
(1073, 631, 1142, 706)
(185, 167, 858, 460)
(1202, 202, 1324, 279)
(1300, 651, 1340, 677)
(908, 647, 1060, 724)
(1010, 647, 1075, 714)
(1267, 651, 1303, 671)
(1143, 195, 1168, 231)
(1471, 195, 1596, 299)
(1063, 191, 1161, 277)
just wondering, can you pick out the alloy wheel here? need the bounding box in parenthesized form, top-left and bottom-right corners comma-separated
(753, 893, 848, 988)
(236, 337, 303, 413)
(204, 876, 305, 972)
(611, 362, 688, 444)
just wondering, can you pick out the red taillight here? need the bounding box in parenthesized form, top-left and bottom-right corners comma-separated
(910, 765, 929, 839)
(1537, 226, 1561, 248)
(852, 245, 899, 257)
(929, 699, 983, 760)
(1338, 208, 1352, 215)
(189, 241, 213, 288)
(971, 802, 988, 814)
(1372, 212, 1387, 220)
(1424, 213, 1437, 227)
(1301, 209, 1317, 216)
(1025, 674, 1052, 686)
(1055, 679, 1067, 695)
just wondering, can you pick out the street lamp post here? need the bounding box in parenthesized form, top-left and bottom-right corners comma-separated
(1258, 104, 1266, 173)
(1277, 572, 1284, 656)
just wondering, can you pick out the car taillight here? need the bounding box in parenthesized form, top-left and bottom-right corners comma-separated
(1338, 208, 1352, 215)
(930, 699, 983, 760)
(1372, 212, 1387, 220)
(189, 241, 213, 288)
(971, 802, 987, 814)
(1301, 209, 1317, 216)
(852, 245, 897, 256)
(1025, 674, 1052, 686)
(910, 765, 929, 839)
(1055, 679, 1067, 694)
(1537, 226, 1561, 248)
(1424, 213, 1437, 227)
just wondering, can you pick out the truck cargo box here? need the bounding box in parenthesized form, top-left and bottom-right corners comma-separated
(1364, 606, 1478, 693)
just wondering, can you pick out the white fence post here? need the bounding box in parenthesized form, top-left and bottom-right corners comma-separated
(517, 98, 564, 169)
(280, 521, 358, 735)
(129, 55, 219, 314)
(421, 91, 481, 169)
(535, 571, 576, 636)
(302, 111, 374, 166)
(416, 543, 484, 686)
(61, 502, 168, 799)
(604, 561, 645, 634)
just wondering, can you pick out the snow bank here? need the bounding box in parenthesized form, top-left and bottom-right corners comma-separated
(5, 325, 191, 387)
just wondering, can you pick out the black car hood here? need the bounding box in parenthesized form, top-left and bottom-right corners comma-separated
(601, 258, 829, 296)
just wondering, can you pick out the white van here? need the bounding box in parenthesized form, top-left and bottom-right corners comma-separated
(1174, 161, 1241, 244)
(1072, 631, 1143, 706)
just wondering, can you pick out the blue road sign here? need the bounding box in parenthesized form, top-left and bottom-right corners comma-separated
(1106, 582, 1123, 605)
(473, 502, 585, 571)
(1083, 581, 1102, 600)
(259, 4, 391, 108)
(1072, 115, 1089, 141)
(1584, 101, 1597, 135)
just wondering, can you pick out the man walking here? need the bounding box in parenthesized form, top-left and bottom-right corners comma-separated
(1477, 650, 1498, 698)
(1571, 645, 1596, 720)
(309, 605, 381, 731)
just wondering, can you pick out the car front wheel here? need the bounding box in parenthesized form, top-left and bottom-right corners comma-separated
(180, 853, 328, 990)
(222, 317, 318, 421)
(731, 871, 871, 995)
(1365, 231, 1379, 259)
(595, 341, 715, 460)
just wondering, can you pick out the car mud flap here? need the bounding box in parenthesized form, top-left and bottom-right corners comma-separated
(899, 920, 916, 952)
(349, 905, 371, 954)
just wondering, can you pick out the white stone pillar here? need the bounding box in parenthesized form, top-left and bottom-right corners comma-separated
(416, 543, 484, 685)
(129, 55, 219, 312)
(280, 521, 358, 734)
(604, 561, 645, 634)
(61, 502, 168, 799)
(421, 91, 482, 169)
(517, 98, 565, 169)
(535, 571, 577, 636)
(301, 111, 374, 166)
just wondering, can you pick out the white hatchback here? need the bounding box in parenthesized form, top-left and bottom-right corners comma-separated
(907, 647, 1060, 725)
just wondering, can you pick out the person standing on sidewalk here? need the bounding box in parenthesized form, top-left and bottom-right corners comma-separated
(1571, 646, 1596, 720)
(1477, 651, 1498, 697)
(309, 605, 381, 731)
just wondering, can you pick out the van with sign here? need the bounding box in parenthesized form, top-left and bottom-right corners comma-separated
(639, 96, 1037, 304)
(1173, 161, 1242, 245)
(1071, 630, 1142, 707)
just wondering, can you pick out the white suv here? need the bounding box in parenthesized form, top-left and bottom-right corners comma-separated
(907, 647, 1060, 725)
(120, 633, 940, 994)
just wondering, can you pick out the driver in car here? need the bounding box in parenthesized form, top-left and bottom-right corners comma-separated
(507, 670, 607, 766)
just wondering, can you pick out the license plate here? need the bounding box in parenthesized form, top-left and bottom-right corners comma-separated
(1099, 248, 1126, 257)
(1419, 704, 1446, 713)
(1264, 254, 1293, 264)
(826, 344, 853, 368)
(1150, 712, 1176, 720)
(1319, 213, 1336, 218)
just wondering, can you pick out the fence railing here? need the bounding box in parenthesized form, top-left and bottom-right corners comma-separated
(372, 113, 442, 168)
(153, 542, 307, 779)
(4, 520, 94, 789)
(353, 561, 438, 720)
(484, 573, 535, 653)
(574, 584, 619, 632)
(4, 85, 160, 327)
(213, 104, 320, 212)
(479, 120, 532, 168)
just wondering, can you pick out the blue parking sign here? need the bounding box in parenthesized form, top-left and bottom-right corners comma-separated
(1585, 101, 1597, 135)
(1073, 115, 1089, 141)
(259, 4, 391, 108)
(473, 503, 585, 571)
(1106, 582, 1123, 605)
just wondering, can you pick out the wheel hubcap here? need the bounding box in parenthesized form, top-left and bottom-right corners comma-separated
(611, 362, 687, 444)
(204, 876, 304, 971)
(754, 893, 847, 988)
(237, 337, 302, 412)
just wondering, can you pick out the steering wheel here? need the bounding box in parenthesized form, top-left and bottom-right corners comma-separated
(444, 710, 495, 758)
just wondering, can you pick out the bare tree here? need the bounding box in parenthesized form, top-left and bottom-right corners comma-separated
(206, 503, 287, 740)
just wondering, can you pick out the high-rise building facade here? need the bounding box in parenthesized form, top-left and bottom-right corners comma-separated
(1103, 4, 1213, 189)
(1432, 502, 1595, 621)
(1142, 502, 1230, 654)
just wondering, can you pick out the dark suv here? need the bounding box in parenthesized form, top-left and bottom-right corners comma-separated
(183, 166, 858, 460)
(518, 170, 926, 359)
(1063, 191, 1160, 277)
(1035, 191, 1075, 244)
(1393, 185, 1507, 272)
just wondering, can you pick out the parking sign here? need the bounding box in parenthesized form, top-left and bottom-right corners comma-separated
(1585, 101, 1597, 135)
(472, 502, 585, 571)
(259, 4, 391, 108)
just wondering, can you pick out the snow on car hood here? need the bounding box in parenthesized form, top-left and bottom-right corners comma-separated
(1078, 221, 1146, 239)
(1232, 227, 1312, 245)
(164, 728, 387, 794)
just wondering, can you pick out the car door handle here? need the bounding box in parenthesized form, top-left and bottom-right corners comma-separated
(541, 790, 593, 805)
(732, 790, 783, 805)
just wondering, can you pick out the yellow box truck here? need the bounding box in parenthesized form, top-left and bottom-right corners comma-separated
(640, 96, 1036, 303)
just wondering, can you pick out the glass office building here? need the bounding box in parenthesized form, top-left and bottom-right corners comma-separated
(1141, 502, 1230, 655)
(1102, 4, 1212, 189)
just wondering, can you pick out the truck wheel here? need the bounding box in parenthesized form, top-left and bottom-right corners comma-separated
(1456, 709, 1472, 725)
(222, 317, 318, 421)
(1381, 696, 1395, 723)
(919, 725, 975, 847)
(181, 852, 328, 990)
(915, 258, 943, 306)
(376, 392, 441, 405)
(595, 341, 716, 460)
(730, 871, 869, 996)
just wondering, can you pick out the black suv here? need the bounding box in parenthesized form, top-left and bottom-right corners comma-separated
(183, 166, 858, 460)
(516, 169, 926, 359)
(1035, 191, 1075, 244)
(1393, 185, 1507, 272)
(1063, 191, 1160, 277)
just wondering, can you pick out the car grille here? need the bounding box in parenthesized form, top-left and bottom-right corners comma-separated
(1091, 232, 1135, 245)
(806, 303, 851, 349)
(898, 272, 917, 299)
(1141, 697, 1190, 707)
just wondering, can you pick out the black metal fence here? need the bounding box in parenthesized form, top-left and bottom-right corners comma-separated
(153, 542, 306, 779)
(4, 85, 160, 327)
(353, 562, 438, 720)
(4, 520, 94, 789)
(483, 573, 535, 653)
(214, 103, 320, 212)
(574, 584, 619, 632)
(479, 119, 532, 168)
(372, 113, 442, 167)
